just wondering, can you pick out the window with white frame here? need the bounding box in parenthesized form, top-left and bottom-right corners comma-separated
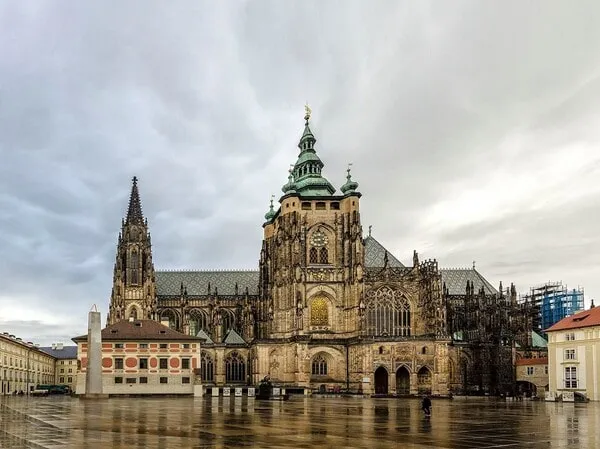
(564, 366, 577, 388)
(564, 349, 576, 360)
(565, 332, 575, 341)
(526, 367, 534, 375)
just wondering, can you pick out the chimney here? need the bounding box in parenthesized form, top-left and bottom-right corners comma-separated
(57, 343, 64, 350)
(52, 343, 57, 350)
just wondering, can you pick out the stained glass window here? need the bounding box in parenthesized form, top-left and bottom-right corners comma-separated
(365, 286, 411, 336)
(311, 354, 328, 375)
(225, 351, 246, 383)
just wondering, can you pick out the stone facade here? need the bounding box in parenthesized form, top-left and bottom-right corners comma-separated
(106, 111, 524, 396)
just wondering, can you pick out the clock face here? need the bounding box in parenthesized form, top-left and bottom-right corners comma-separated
(310, 231, 328, 247)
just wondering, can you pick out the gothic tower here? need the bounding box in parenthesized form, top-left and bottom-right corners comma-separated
(107, 177, 157, 325)
(258, 107, 364, 339)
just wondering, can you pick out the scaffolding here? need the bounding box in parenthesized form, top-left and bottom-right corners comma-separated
(521, 282, 584, 334)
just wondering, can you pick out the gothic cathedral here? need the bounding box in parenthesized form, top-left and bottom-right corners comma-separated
(107, 109, 521, 396)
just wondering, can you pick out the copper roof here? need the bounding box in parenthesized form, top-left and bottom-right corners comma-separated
(545, 307, 600, 332)
(72, 320, 202, 342)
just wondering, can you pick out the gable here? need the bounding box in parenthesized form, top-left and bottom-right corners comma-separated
(364, 236, 405, 268)
(440, 268, 497, 296)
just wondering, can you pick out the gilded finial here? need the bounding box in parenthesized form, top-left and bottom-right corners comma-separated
(304, 103, 312, 122)
(270, 194, 275, 207)
(347, 162, 353, 177)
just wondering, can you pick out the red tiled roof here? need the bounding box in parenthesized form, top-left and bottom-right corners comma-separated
(72, 320, 203, 342)
(546, 307, 600, 332)
(516, 357, 548, 366)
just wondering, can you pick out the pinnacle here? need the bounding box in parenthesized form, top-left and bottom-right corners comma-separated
(126, 176, 145, 225)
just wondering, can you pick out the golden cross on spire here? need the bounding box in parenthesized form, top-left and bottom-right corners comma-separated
(304, 103, 312, 122)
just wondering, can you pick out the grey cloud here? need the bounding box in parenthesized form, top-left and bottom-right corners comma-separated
(0, 1, 598, 343)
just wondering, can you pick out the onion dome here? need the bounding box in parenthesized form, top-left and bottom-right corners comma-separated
(281, 169, 297, 194)
(264, 197, 276, 221)
(340, 164, 359, 195)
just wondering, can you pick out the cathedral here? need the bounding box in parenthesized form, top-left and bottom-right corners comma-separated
(107, 108, 525, 396)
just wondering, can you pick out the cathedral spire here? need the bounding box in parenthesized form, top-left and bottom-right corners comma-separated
(126, 176, 144, 225)
(283, 105, 335, 197)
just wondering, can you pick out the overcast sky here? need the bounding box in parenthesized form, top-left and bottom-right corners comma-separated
(1, 1, 599, 345)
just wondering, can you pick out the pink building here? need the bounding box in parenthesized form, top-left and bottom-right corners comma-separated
(73, 319, 203, 396)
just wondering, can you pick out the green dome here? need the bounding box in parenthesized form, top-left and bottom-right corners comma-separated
(281, 171, 297, 194)
(264, 198, 276, 221)
(341, 166, 359, 195)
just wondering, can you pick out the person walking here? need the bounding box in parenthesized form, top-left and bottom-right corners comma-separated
(421, 395, 432, 417)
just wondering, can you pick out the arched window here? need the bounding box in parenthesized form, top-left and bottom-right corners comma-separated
(225, 351, 246, 383)
(311, 354, 328, 376)
(310, 297, 329, 326)
(222, 309, 237, 336)
(365, 286, 411, 336)
(160, 310, 179, 330)
(201, 352, 214, 383)
(189, 309, 210, 336)
(309, 247, 318, 264)
(319, 247, 328, 264)
(417, 366, 432, 394)
(130, 250, 139, 285)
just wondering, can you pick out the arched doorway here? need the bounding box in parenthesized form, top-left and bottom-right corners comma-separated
(396, 366, 410, 395)
(417, 366, 432, 395)
(374, 366, 389, 395)
(516, 381, 537, 398)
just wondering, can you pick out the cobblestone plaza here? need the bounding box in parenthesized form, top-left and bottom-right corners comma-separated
(0, 396, 596, 448)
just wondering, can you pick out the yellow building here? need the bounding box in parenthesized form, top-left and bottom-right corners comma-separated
(547, 305, 600, 401)
(39, 344, 78, 392)
(0, 332, 55, 394)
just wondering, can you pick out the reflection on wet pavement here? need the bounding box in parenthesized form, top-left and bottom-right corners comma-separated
(0, 395, 596, 448)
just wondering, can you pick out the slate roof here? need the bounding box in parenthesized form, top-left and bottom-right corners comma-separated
(546, 306, 600, 332)
(440, 269, 498, 296)
(196, 329, 214, 345)
(39, 346, 78, 359)
(364, 236, 405, 268)
(72, 320, 201, 342)
(223, 329, 246, 345)
(156, 270, 259, 297)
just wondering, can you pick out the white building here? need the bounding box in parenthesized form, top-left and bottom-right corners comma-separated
(546, 305, 600, 401)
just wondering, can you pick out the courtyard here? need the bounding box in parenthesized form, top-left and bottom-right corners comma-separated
(0, 395, 596, 448)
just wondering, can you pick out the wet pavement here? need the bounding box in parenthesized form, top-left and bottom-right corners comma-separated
(0, 395, 596, 448)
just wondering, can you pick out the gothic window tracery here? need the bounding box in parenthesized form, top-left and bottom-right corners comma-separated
(222, 309, 237, 335)
(160, 310, 179, 330)
(225, 351, 246, 383)
(311, 354, 328, 376)
(310, 296, 329, 326)
(365, 286, 411, 336)
(189, 309, 210, 336)
(201, 351, 214, 382)
(319, 247, 328, 264)
(309, 247, 318, 264)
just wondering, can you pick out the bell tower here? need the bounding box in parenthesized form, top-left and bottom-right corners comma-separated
(258, 107, 364, 339)
(107, 177, 157, 325)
